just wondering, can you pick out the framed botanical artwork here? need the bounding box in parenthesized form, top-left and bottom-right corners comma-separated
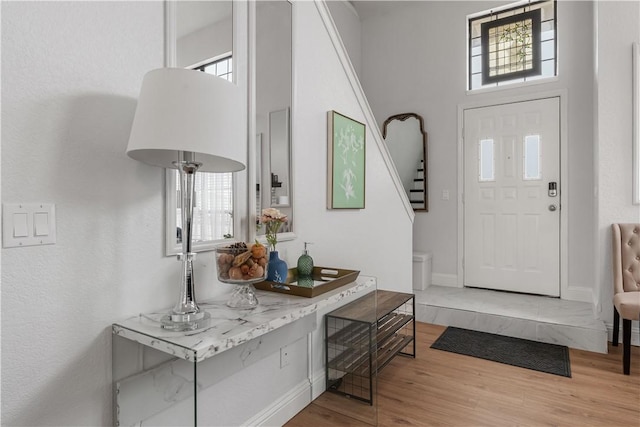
(327, 110, 366, 209)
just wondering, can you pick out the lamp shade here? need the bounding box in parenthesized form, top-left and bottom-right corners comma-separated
(127, 68, 246, 173)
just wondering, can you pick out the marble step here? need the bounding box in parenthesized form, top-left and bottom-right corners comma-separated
(414, 285, 608, 354)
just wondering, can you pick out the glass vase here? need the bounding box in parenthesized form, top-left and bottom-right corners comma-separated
(267, 251, 288, 283)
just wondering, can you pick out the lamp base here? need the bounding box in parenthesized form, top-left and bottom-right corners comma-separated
(160, 311, 211, 331)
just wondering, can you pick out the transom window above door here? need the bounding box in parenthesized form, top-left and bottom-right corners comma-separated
(468, 0, 557, 91)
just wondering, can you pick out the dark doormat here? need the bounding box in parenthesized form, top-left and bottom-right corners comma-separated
(431, 327, 571, 377)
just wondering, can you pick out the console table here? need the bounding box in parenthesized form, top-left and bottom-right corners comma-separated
(112, 275, 374, 426)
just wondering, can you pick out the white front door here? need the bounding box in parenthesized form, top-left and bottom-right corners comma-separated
(463, 97, 560, 296)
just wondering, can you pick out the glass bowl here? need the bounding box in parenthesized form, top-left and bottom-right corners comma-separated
(216, 242, 269, 308)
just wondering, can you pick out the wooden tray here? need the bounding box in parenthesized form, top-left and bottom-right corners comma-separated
(254, 267, 360, 298)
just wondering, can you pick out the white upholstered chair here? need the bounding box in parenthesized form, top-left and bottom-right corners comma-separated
(611, 223, 640, 375)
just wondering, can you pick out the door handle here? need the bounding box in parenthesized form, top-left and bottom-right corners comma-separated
(548, 204, 557, 212)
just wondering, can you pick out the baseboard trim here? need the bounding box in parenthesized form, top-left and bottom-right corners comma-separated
(431, 273, 459, 287)
(561, 285, 593, 304)
(606, 321, 640, 347)
(242, 379, 311, 427)
(310, 368, 326, 401)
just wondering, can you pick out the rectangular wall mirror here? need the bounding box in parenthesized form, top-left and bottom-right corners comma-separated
(269, 108, 291, 208)
(254, 0, 294, 239)
(164, 0, 242, 255)
(164, 0, 293, 254)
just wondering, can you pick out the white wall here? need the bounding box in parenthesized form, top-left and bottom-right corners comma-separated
(1, 2, 171, 425)
(326, 0, 362, 76)
(1, 1, 412, 425)
(285, 1, 413, 294)
(357, 1, 597, 297)
(595, 1, 640, 327)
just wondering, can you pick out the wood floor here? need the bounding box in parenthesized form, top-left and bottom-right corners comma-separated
(286, 322, 640, 426)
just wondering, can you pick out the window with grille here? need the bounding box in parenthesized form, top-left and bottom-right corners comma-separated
(468, 0, 556, 90)
(175, 170, 234, 243)
(193, 55, 233, 82)
(175, 55, 235, 244)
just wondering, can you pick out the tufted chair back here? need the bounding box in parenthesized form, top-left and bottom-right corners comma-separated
(612, 223, 640, 294)
(611, 223, 640, 374)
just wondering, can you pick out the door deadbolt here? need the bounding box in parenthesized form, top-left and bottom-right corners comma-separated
(548, 182, 558, 197)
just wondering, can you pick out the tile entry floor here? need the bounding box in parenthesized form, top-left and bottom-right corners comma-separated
(414, 285, 608, 353)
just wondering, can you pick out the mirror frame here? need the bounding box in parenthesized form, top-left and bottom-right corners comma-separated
(382, 112, 429, 212)
(164, 0, 247, 255)
(249, 0, 296, 244)
(163, 0, 295, 254)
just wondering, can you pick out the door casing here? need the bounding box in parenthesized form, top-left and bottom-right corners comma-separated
(456, 90, 575, 300)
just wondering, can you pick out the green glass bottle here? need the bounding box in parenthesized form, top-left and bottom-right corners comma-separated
(297, 242, 314, 281)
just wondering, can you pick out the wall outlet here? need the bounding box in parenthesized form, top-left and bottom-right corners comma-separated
(442, 189, 450, 201)
(280, 346, 290, 368)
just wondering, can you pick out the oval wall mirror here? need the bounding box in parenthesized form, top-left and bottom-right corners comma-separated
(383, 113, 428, 211)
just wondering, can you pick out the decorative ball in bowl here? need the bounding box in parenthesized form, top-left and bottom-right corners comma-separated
(216, 241, 269, 284)
(216, 242, 268, 309)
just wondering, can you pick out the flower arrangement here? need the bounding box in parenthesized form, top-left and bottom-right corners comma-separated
(260, 207, 288, 251)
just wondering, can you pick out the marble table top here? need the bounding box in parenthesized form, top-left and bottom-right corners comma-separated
(112, 275, 375, 363)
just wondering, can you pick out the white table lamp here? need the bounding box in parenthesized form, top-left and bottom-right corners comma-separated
(127, 68, 245, 331)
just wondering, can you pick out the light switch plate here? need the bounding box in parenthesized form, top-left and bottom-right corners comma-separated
(3, 203, 56, 248)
